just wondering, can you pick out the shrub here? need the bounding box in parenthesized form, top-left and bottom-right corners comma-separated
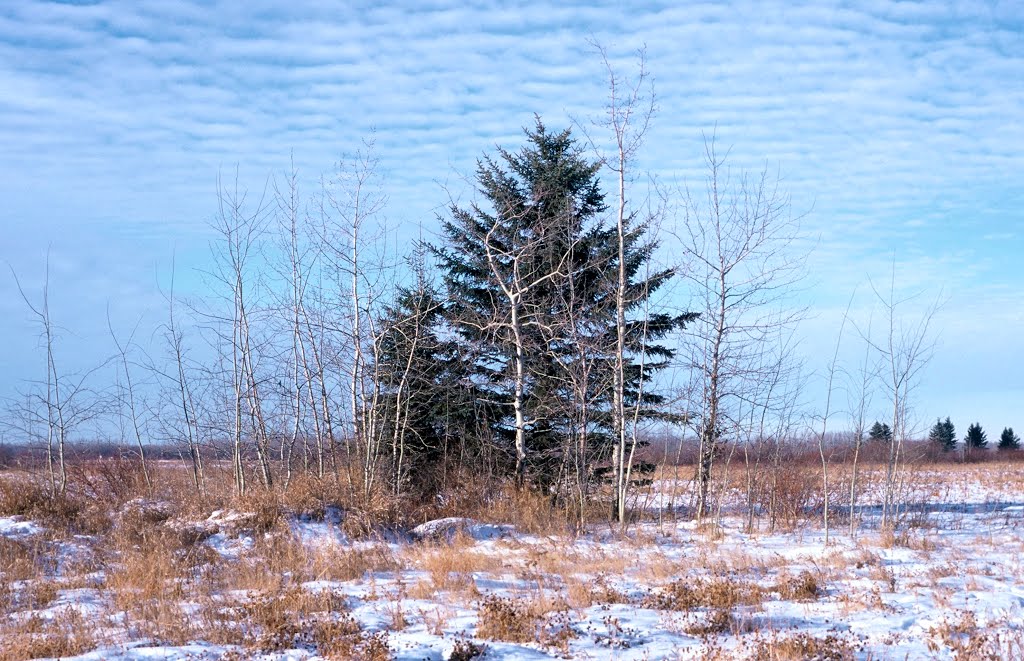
(775, 571, 821, 601)
(449, 637, 488, 660)
(644, 577, 764, 611)
(476, 595, 535, 643)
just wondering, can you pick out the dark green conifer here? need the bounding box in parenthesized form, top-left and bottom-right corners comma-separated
(998, 427, 1021, 451)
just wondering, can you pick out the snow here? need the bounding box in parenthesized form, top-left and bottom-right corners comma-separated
(0, 515, 42, 537)
(5, 468, 1024, 659)
(410, 517, 516, 542)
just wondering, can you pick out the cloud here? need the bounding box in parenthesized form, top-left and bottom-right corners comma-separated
(0, 0, 1022, 426)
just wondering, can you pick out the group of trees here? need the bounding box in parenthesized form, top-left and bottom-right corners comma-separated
(8, 112, 705, 522)
(867, 417, 1020, 453)
(9, 53, 967, 535)
(926, 417, 1020, 452)
(6, 109, 810, 527)
(382, 119, 695, 508)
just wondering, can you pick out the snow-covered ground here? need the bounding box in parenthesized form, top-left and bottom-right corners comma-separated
(3, 465, 1024, 659)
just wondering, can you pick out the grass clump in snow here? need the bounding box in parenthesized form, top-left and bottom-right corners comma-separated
(476, 594, 577, 651)
(0, 607, 98, 660)
(773, 570, 822, 601)
(644, 576, 765, 611)
(753, 630, 859, 660)
(476, 594, 535, 643)
(926, 610, 1024, 660)
(448, 637, 488, 660)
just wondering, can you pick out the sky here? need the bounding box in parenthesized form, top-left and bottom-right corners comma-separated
(1, 0, 1021, 442)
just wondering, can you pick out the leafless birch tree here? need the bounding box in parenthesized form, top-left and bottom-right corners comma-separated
(863, 262, 940, 529)
(677, 137, 805, 521)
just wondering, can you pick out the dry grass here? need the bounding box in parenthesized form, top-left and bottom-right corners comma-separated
(402, 536, 502, 598)
(753, 630, 858, 660)
(0, 608, 99, 661)
(475, 593, 576, 651)
(447, 637, 488, 660)
(476, 594, 535, 643)
(0, 537, 51, 583)
(682, 607, 740, 636)
(644, 576, 766, 611)
(3, 455, 1024, 658)
(565, 574, 632, 608)
(925, 610, 1024, 660)
(773, 570, 822, 601)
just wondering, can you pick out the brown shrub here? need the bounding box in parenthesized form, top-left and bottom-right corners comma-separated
(754, 631, 857, 660)
(313, 616, 391, 661)
(310, 544, 400, 583)
(0, 607, 98, 660)
(774, 571, 821, 601)
(682, 607, 735, 636)
(71, 456, 151, 506)
(644, 577, 764, 611)
(449, 637, 488, 660)
(926, 610, 1021, 660)
(196, 585, 352, 653)
(476, 595, 536, 643)
(0, 475, 50, 517)
(0, 537, 51, 582)
(475, 594, 576, 650)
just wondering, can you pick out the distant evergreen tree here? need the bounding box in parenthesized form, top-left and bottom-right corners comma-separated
(928, 417, 957, 452)
(964, 422, 988, 451)
(998, 427, 1021, 451)
(868, 421, 893, 444)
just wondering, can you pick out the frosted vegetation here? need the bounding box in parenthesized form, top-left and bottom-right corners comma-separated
(2, 460, 1024, 659)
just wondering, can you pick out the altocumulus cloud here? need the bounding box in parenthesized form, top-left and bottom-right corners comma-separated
(0, 0, 1021, 432)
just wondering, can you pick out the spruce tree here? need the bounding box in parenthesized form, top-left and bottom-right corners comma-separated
(868, 421, 892, 444)
(431, 118, 692, 488)
(998, 427, 1021, 451)
(375, 271, 490, 493)
(928, 417, 956, 452)
(964, 422, 987, 451)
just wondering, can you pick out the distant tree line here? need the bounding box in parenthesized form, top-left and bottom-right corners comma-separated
(923, 417, 1020, 453)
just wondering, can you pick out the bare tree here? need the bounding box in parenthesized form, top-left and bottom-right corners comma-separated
(159, 260, 206, 494)
(589, 43, 657, 525)
(318, 140, 392, 500)
(206, 170, 274, 494)
(737, 326, 801, 533)
(846, 312, 876, 537)
(10, 256, 106, 495)
(269, 158, 325, 485)
(677, 137, 805, 521)
(107, 308, 152, 492)
(480, 212, 576, 484)
(814, 294, 854, 545)
(862, 261, 940, 529)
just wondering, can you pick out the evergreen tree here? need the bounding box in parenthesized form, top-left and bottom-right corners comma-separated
(928, 417, 957, 452)
(868, 421, 892, 444)
(964, 422, 987, 451)
(374, 272, 488, 493)
(998, 427, 1021, 451)
(431, 118, 692, 488)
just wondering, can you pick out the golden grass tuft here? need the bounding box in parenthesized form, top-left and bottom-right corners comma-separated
(0, 608, 98, 661)
(754, 631, 858, 660)
(644, 576, 765, 611)
(475, 593, 576, 651)
(773, 570, 822, 601)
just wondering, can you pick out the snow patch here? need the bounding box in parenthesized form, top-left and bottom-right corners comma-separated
(411, 517, 515, 542)
(0, 515, 42, 538)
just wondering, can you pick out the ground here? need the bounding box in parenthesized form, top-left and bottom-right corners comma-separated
(2, 462, 1024, 659)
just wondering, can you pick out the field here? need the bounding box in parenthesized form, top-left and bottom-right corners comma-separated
(2, 458, 1024, 660)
